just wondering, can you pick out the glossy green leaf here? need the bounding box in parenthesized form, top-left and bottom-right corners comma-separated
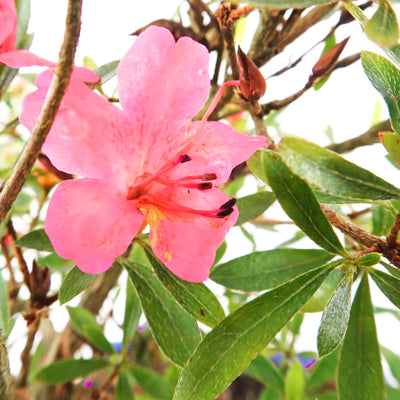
(15, 228, 54, 252)
(370, 269, 400, 309)
(173, 262, 337, 400)
(343, 1, 369, 28)
(381, 347, 400, 385)
(338, 275, 386, 400)
(228, 0, 336, 9)
(285, 360, 305, 400)
(210, 249, 334, 291)
(246, 355, 284, 392)
(141, 243, 225, 327)
(123, 261, 201, 366)
(280, 136, 400, 200)
(314, 191, 367, 204)
(127, 365, 174, 400)
(35, 358, 109, 384)
(83, 326, 115, 354)
(122, 276, 141, 350)
(301, 268, 344, 313)
(249, 150, 346, 256)
(0, 271, 9, 339)
(317, 276, 352, 357)
(365, 0, 399, 48)
(362, 51, 400, 134)
(235, 191, 275, 225)
(381, 260, 400, 279)
(372, 203, 396, 236)
(380, 131, 400, 166)
(59, 266, 97, 305)
(116, 369, 134, 400)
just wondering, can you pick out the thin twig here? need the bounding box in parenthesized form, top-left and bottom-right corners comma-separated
(326, 119, 391, 154)
(0, 0, 83, 224)
(0, 329, 11, 400)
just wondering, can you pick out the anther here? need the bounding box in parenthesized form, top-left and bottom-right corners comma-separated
(179, 155, 192, 163)
(201, 173, 217, 181)
(197, 182, 213, 190)
(220, 198, 237, 209)
(217, 208, 235, 217)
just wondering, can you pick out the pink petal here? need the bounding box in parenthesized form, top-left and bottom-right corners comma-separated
(117, 26, 210, 174)
(0, 50, 99, 83)
(20, 70, 129, 184)
(166, 121, 267, 185)
(0, 0, 17, 53)
(45, 179, 143, 274)
(147, 188, 238, 282)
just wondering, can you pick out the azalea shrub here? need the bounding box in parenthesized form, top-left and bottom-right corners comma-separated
(1, 0, 400, 399)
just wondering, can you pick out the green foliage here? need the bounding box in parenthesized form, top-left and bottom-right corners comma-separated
(362, 51, 400, 134)
(338, 275, 386, 400)
(370, 268, 400, 309)
(248, 149, 347, 256)
(35, 358, 109, 384)
(15, 228, 54, 252)
(280, 136, 400, 201)
(141, 242, 225, 327)
(210, 249, 334, 291)
(235, 191, 275, 225)
(285, 359, 305, 400)
(59, 266, 97, 304)
(317, 276, 352, 357)
(228, 0, 336, 9)
(246, 355, 284, 392)
(174, 262, 336, 400)
(123, 261, 201, 366)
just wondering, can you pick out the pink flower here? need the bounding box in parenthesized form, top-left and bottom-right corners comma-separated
(0, 0, 17, 54)
(20, 26, 266, 282)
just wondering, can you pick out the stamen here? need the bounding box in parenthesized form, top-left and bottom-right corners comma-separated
(201, 173, 217, 181)
(216, 208, 235, 217)
(220, 198, 237, 209)
(179, 155, 192, 163)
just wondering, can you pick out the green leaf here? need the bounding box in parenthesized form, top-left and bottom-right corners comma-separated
(123, 261, 201, 366)
(210, 249, 334, 291)
(372, 203, 396, 236)
(173, 262, 338, 400)
(380, 131, 400, 166)
(127, 365, 174, 400)
(83, 326, 115, 355)
(67, 306, 99, 338)
(343, 1, 369, 28)
(301, 268, 344, 313)
(280, 136, 400, 201)
(94, 60, 119, 84)
(388, 387, 400, 400)
(370, 269, 400, 309)
(338, 274, 386, 400)
(362, 51, 400, 134)
(59, 266, 97, 305)
(141, 243, 225, 327)
(235, 191, 275, 225)
(35, 358, 109, 384)
(251, 149, 346, 256)
(356, 252, 381, 267)
(285, 360, 305, 400)
(228, 0, 336, 9)
(365, 0, 399, 48)
(317, 276, 352, 357)
(122, 276, 141, 350)
(0, 270, 9, 339)
(67, 306, 114, 354)
(15, 229, 54, 252)
(246, 355, 284, 392)
(116, 369, 134, 400)
(381, 346, 400, 385)
(307, 348, 339, 391)
(15, 0, 31, 48)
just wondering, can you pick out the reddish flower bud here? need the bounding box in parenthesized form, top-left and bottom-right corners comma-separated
(237, 46, 266, 103)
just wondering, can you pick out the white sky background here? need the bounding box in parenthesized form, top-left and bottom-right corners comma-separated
(7, 0, 399, 381)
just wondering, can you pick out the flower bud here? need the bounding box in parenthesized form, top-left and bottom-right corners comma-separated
(237, 46, 266, 103)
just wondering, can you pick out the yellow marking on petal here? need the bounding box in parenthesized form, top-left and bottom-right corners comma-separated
(163, 251, 172, 262)
(198, 69, 204, 75)
(99, 237, 107, 248)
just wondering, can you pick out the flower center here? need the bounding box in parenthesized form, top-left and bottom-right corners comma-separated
(126, 154, 236, 219)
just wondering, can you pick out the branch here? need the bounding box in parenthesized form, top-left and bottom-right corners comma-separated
(0, 0, 83, 224)
(326, 119, 391, 153)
